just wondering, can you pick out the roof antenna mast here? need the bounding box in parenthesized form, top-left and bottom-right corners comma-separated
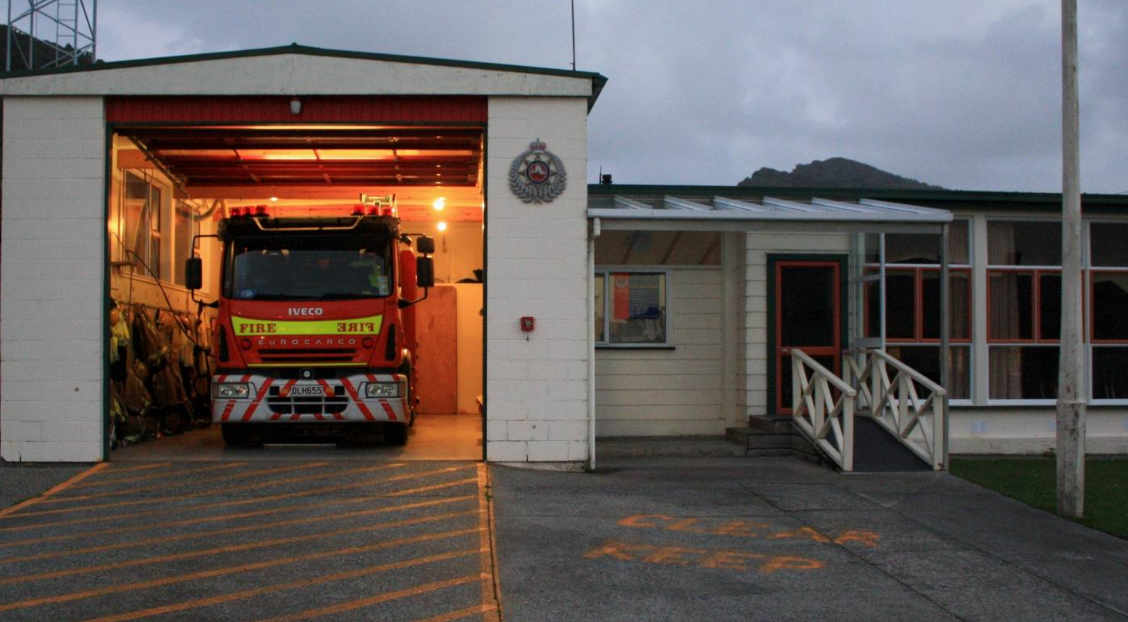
(6, 0, 98, 71)
(568, 0, 577, 70)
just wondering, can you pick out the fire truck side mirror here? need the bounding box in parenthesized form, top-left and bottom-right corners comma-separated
(416, 235, 436, 255)
(416, 256, 435, 289)
(185, 257, 203, 290)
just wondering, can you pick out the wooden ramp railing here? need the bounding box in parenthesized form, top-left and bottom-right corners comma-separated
(790, 349, 857, 472)
(844, 348, 946, 470)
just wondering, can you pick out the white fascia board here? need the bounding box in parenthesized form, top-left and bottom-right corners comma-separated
(0, 54, 594, 98)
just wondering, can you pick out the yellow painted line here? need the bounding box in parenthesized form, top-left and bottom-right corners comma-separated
(75, 548, 483, 622)
(0, 463, 108, 520)
(0, 526, 482, 614)
(409, 604, 501, 622)
(0, 480, 477, 566)
(0, 462, 462, 533)
(0, 484, 474, 551)
(252, 574, 486, 622)
(0, 492, 476, 587)
(95, 462, 172, 475)
(477, 464, 504, 622)
(38, 462, 325, 504)
(4, 460, 420, 519)
(70, 461, 247, 489)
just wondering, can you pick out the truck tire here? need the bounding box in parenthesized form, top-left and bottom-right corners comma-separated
(221, 423, 260, 448)
(385, 422, 409, 446)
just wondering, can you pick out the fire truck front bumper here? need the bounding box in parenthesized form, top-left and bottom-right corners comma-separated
(211, 373, 408, 424)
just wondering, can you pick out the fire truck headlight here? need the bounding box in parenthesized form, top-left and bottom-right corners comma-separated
(216, 383, 251, 399)
(365, 382, 400, 399)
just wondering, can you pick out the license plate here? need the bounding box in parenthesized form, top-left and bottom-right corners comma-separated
(288, 385, 324, 397)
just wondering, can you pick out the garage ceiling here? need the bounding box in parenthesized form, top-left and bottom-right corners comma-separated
(116, 125, 483, 189)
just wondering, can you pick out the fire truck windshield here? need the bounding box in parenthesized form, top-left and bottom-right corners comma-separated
(225, 235, 394, 301)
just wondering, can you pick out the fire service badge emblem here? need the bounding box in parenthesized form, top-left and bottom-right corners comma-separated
(509, 138, 567, 204)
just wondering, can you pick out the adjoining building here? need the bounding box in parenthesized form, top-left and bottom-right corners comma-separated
(590, 186, 1128, 463)
(0, 45, 1124, 466)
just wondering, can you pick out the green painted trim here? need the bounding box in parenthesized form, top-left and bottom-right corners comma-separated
(765, 254, 849, 417)
(587, 184, 1128, 211)
(0, 44, 608, 109)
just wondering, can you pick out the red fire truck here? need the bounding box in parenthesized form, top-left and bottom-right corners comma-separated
(186, 197, 434, 447)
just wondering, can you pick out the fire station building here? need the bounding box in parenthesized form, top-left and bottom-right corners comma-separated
(1, 45, 1127, 468)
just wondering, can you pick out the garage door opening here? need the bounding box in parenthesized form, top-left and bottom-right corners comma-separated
(104, 117, 485, 461)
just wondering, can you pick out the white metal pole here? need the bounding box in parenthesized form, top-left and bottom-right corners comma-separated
(1057, 0, 1085, 518)
(940, 223, 951, 469)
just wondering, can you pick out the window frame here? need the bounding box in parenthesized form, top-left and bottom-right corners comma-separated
(985, 267, 1062, 344)
(878, 266, 973, 345)
(861, 220, 974, 403)
(116, 169, 178, 286)
(1087, 219, 1128, 404)
(593, 267, 673, 349)
(985, 217, 1064, 404)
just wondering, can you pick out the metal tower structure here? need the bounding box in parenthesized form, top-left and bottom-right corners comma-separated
(6, 0, 96, 71)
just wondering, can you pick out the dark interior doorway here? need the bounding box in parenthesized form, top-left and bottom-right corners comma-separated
(769, 256, 847, 414)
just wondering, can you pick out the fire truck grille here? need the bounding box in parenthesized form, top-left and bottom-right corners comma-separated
(257, 348, 357, 363)
(266, 396, 350, 415)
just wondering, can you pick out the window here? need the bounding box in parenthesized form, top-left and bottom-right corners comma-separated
(1089, 222, 1128, 400)
(173, 201, 197, 287)
(119, 171, 165, 280)
(987, 220, 1062, 400)
(226, 235, 394, 300)
(863, 220, 972, 399)
(594, 271, 668, 346)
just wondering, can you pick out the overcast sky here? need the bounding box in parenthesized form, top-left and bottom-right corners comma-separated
(91, 0, 1127, 193)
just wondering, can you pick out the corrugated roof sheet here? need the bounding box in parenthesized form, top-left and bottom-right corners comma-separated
(589, 195, 953, 224)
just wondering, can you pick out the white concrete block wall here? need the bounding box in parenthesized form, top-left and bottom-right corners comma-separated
(743, 232, 851, 418)
(950, 409, 1128, 454)
(485, 97, 589, 463)
(596, 268, 725, 436)
(2, 97, 105, 462)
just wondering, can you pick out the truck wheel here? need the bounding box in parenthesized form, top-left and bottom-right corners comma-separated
(385, 422, 409, 446)
(221, 423, 260, 448)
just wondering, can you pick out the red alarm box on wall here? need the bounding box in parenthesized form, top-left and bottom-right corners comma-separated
(520, 317, 535, 332)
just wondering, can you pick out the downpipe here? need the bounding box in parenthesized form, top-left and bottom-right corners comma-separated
(587, 218, 601, 471)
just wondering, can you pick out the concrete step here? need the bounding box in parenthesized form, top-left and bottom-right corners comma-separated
(746, 416, 795, 435)
(597, 437, 749, 459)
(745, 435, 794, 451)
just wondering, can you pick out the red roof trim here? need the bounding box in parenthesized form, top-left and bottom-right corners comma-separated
(105, 96, 488, 124)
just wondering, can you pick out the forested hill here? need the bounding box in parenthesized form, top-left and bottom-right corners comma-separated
(738, 158, 943, 190)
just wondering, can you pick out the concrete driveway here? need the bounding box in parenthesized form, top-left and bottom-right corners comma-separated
(0, 460, 501, 622)
(490, 457, 1128, 622)
(6, 454, 1128, 621)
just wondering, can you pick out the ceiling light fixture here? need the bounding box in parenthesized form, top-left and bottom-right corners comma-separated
(437, 221, 448, 232)
(433, 197, 446, 211)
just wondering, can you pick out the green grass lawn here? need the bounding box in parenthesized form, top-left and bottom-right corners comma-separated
(950, 457, 1128, 540)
